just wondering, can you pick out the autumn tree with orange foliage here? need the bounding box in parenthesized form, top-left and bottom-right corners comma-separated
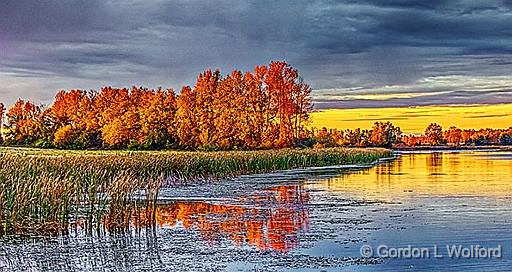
(93, 86, 179, 149)
(137, 88, 177, 149)
(194, 69, 222, 149)
(399, 125, 512, 147)
(0, 61, 312, 150)
(4, 99, 52, 146)
(94, 87, 133, 148)
(265, 62, 312, 148)
(173, 61, 311, 150)
(310, 122, 401, 148)
(370, 121, 402, 148)
(444, 126, 463, 146)
(215, 70, 245, 149)
(175, 86, 199, 149)
(51, 90, 99, 148)
(310, 122, 512, 149)
(242, 68, 268, 149)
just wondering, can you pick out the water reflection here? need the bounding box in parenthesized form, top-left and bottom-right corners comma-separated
(427, 152, 443, 171)
(318, 151, 512, 200)
(0, 231, 165, 271)
(72, 185, 310, 253)
(4, 152, 512, 271)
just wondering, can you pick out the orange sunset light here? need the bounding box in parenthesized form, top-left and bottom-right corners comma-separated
(311, 103, 512, 134)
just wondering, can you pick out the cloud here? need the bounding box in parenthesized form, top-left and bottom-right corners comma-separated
(313, 75, 512, 108)
(0, 0, 511, 107)
(466, 114, 509, 118)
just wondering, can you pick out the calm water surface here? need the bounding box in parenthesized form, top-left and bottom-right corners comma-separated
(1, 151, 512, 271)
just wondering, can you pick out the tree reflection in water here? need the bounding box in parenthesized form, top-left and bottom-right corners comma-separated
(73, 184, 310, 253)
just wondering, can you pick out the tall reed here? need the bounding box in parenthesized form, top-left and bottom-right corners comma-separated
(0, 147, 392, 235)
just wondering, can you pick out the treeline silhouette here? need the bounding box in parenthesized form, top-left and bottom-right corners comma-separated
(0, 61, 312, 150)
(402, 124, 512, 147)
(313, 123, 512, 148)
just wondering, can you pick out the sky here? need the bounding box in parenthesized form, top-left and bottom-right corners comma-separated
(312, 104, 512, 133)
(1, 0, 512, 131)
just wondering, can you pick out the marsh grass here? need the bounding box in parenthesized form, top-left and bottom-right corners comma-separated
(0, 147, 392, 235)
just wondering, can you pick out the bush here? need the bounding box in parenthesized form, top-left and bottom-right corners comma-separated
(34, 137, 53, 148)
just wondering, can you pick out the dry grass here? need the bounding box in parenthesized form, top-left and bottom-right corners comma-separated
(0, 147, 392, 235)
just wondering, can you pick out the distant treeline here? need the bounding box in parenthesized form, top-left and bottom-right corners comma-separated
(0, 61, 312, 150)
(402, 124, 512, 147)
(312, 123, 512, 148)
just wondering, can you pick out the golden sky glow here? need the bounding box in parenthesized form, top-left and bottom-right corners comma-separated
(311, 104, 512, 134)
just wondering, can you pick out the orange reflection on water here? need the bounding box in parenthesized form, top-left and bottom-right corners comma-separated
(314, 152, 512, 200)
(131, 185, 310, 252)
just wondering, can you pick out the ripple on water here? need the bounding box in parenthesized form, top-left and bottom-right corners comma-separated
(2, 151, 512, 271)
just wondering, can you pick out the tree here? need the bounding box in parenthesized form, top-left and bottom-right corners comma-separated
(266, 62, 296, 147)
(241, 70, 266, 149)
(1, 61, 314, 150)
(51, 90, 100, 148)
(138, 88, 177, 149)
(215, 70, 245, 149)
(370, 121, 402, 148)
(291, 78, 312, 140)
(4, 99, 50, 146)
(95, 87, 134, 149)
(53, 125, 78, 148)
(264, 61, 311, 148)
(445, 126, 462, 146)
(101, 118, 131, 149)
(313, 127, 337, 148)
(52, 90, 87, 127)
(425, 123, 444, 145)
(461, 129, 474, 145)
(402, 135, 427, 147)
(194, 69, 222, 148)
(175, 86, 200, 149)
(500, 132, 512, 145)
(343, 128, 363, 146)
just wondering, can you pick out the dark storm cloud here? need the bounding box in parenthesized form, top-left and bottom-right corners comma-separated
(0, 0, 108, 36)
(314, 87, 512, 109)
(0, 0, 511, 107)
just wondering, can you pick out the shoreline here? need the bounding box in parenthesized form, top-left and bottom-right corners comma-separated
(395, 145, 512, 151)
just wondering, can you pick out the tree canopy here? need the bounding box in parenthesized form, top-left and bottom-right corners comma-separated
(0, 61, 312, 150)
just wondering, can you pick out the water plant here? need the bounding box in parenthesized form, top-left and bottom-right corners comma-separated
(0, 147, 392, 235)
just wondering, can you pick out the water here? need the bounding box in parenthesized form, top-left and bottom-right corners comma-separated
(1, 151, 512, 271)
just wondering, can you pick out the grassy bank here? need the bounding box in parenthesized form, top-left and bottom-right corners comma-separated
(0, 147, 392, 235)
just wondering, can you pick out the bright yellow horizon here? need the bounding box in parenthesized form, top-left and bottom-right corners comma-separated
(311, 103, 512, 134)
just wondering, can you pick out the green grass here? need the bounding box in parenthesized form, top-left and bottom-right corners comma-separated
(0, 147, 392, 235)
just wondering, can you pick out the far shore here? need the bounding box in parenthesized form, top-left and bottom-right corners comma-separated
(395, 145, 512, 151)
